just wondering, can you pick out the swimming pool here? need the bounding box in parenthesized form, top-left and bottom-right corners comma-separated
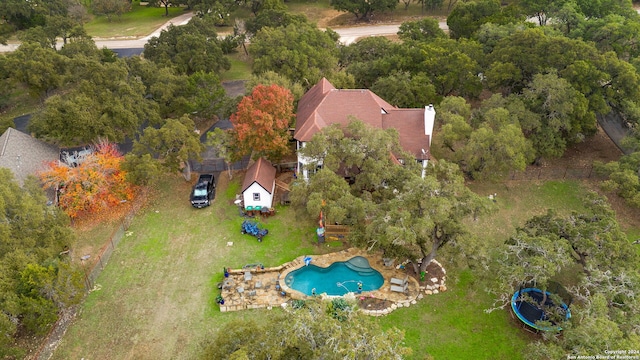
(284, 256, 384, 296)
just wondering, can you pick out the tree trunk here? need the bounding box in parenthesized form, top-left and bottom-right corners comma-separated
(182, 161, 192, 181)
(419, 236, 441, 273)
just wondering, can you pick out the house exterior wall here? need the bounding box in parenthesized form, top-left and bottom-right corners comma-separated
(242, 182, 273, 209)
(297, 141, 325, 180)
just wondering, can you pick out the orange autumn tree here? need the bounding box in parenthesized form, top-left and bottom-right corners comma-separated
(230, 84, 294, 161)
(39, 141, 136, 219)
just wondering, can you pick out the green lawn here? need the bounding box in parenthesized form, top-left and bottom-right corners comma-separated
(377, 270, 530, 359)
(222, 52, 252, 82)
(84, 3, 186, 38)
(52, 174, 638, 359)
(52, 174, 326, 359)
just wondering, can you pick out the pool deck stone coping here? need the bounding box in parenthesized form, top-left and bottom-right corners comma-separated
(219, 248, 447, 315)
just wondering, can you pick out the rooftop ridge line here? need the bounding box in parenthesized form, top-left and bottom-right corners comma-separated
(0, 127, 12, 157)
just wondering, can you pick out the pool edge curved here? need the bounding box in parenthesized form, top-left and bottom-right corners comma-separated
(284, 256, 384, 296)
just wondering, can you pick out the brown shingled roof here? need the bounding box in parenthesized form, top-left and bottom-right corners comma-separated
(295, 79, 397, 141)
(0, 127, 60, 185)
(383, 109, 430, 160)
(294, 78, 429, 158)
(241, 157, 276, 193)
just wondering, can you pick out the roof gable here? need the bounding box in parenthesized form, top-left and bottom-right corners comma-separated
(0, 127, 60, 185)
(241, 158, 277, 194)
(294, 78, 397, 142)
(294, 79, 432, 159)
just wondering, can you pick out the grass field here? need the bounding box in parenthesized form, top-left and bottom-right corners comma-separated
(52, 173, 324, 359)
(222, 52, 253, 82)
(84, 3, 186, 38)
(51, 167, 637, 359)
(377, 270, 530, 359)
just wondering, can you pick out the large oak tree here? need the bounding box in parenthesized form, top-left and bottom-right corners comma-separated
(293, 120, 487, 275)
(330, 0, 397, 20)
(249, 22, 340, 87)
(230, 84, 294, 161)
(143, 15, 230, 75)
(0, 170, 82, 358)
(200, 299, 411, 359)
(489, 193, 640, 357)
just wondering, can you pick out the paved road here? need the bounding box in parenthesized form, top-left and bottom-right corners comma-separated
(0, 13, 447, 52)
(5, 7, 640, 51)
(336, 21, 449, 44)
(0, 11, 194, 52)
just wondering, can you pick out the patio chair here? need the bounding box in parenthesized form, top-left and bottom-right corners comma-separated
(237, 287, 245, 295)
(255, 281, 263, 289)
(244, 271, 252, 281)
(390, 275, 408, 286)
(390, 283, 409, 293)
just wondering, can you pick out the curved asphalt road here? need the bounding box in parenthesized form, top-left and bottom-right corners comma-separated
(0, 13, 446, 52)
(0, 13, 631, 147)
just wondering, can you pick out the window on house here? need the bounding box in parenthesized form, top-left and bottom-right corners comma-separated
(253, 193, 260, 201)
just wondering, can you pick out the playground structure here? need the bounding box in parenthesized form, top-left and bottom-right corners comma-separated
(511, 287, 571, 331)
(241, 220, 269, 242)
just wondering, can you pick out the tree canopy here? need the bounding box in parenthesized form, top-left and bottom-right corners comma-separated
(437, 96, 535, 179)
(293, 120, 487, 274)
(91, 0, 130, 21)
(28, 59, 159, 146)
(0, 170, 82, 358)
(447, 0, 503, 39)
(39, 141, 137, 219)
(200, 299, 411, 359)
(595, 133, 640, 208)
(130, 115, 205, 178)
(249, 22, 340, 87)
(244, 8, 308, 36)
(230, 84, 294, 161)
(143, 15, 230, 75)
(3, 42, 67, 98)
(488, 193, 640, 357)
(330, 0, 398, 20)
(398, 18, 447, 42)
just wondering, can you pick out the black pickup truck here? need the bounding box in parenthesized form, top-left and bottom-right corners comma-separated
(190, 174, 215, 208)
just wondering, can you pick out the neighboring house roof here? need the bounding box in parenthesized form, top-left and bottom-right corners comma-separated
(0, 127, 60, 185)
(294, 78, 431, 160)
(241, 157, 277, 194)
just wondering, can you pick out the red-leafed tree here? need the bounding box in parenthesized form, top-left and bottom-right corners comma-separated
(39, 141, 137, 219)
(230, 84, 294, 161)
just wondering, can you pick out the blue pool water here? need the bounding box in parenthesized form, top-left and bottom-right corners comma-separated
(284, 256, 384, 296)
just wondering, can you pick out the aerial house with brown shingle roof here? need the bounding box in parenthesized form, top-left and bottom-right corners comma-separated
(294, 78, 436, 180)
(242, 157, 277, 210)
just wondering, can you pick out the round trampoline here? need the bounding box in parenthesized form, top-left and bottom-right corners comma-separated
(511, 287, 571, 331)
